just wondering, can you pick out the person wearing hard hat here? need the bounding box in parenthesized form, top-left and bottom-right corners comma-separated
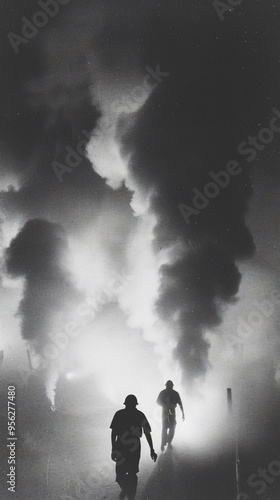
(156, 380, 185, 451)
(110, 394, 157, 500)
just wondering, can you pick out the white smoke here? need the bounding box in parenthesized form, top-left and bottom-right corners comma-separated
(86, 83, 183, 384)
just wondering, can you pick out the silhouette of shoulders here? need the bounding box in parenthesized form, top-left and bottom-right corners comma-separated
(110, 408, 151, 435)
(158, 389, 181, 404)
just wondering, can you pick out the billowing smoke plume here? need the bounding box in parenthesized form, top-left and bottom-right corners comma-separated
(5, 219, 82, 404)
(5, 219, 80, 355)
(118, 10, 277, 382)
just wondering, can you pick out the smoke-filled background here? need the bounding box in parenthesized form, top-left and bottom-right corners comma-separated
(1, 1, 280, 499)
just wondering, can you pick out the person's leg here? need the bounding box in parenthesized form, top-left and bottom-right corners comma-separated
(168, 415, 176, 444)
(161, 424, 168, 450)
(168, 423, 175, 443)
(119, 489, 127, 499)
(125, 449, 140, 500)
(126, 473, 138, 500)
(116, 461, 129, 498)
(116, 471, 128, 492)
(161, 414, 168, 450)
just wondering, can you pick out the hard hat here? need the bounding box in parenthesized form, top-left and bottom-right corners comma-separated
(123, 394, 138, 406)
(165, 380, 174, 387)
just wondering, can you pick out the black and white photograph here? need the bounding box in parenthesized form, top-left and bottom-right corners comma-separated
(1, 1, 280, 499)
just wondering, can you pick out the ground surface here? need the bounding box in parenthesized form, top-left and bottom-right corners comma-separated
(1, 404, 279, 500)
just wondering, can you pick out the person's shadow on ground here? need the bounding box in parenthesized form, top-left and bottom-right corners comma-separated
(139, 446, 177, 500)
(139, 445, 237, 500)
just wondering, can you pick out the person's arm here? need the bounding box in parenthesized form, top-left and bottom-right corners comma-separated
(111, 426, 125, 463)
(111, 428, 125, 464)
(111, 429, 118, 461)
(111, 429, 117, 449)
(144, 431, 157, 462)
(178, 397, 185, 421)
(156, 391, 164, 407)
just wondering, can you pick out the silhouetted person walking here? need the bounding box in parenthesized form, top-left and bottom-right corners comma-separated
(110, 394, 157, 500)
(156, 380, 185, 451)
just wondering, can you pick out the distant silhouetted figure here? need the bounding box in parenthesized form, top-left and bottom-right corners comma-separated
(156, 380, 185, 451)
(110, 394, 157, 500)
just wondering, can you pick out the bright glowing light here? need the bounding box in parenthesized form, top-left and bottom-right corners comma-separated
(45, 366, 58, 407)
(1, 219, 20, 251)
(87, 117, 128, 190)
(68, 235, 114, 299)
(84, 77, 187, 408)
(176, 385, 228, 450)
(0, 175, 20, 193)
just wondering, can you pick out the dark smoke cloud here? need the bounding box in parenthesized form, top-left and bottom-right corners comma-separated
(0, 0, 160, 187)
(0, 0, 135, 273)
(0, 0, 99, 185)
(5, 219, 80, 351)
(121, 2, 280, 380)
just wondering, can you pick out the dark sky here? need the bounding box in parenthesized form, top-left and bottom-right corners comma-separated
(1, 2, 280, 498)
